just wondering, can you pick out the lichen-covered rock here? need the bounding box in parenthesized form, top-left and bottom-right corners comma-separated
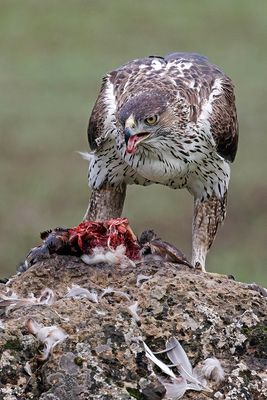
(0, 256, 266, 399)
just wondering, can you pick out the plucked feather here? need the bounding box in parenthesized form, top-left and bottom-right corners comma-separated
(143, 342, 176, 379)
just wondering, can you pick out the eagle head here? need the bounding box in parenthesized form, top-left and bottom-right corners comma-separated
(118, 91, 170, 154)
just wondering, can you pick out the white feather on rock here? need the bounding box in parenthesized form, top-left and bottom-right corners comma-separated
(128, 301, 140, 322)
(143, 342, 176, 379)
(158, 377, 187, 400)
(66, 284, 98, 303)
(166, 337, 204, 390)
(201, 357, 225, 383)
(144, 337, 213, 399)
(0, 288, 55, 315)
(26, 318, 68, 360)
(100, 287, 131, 301)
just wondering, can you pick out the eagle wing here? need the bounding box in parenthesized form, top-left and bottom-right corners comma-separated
(164, 52, 239, 162)
(87, 75, 117, 151)
(208, 77, 238, 162)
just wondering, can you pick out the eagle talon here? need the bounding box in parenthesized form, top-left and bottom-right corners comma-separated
(194, 261, 202, 270)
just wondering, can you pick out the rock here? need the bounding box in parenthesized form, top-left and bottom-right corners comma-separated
(0, 255, 266, 399)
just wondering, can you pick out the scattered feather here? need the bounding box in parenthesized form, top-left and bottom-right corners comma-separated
(24, 361, 32, 376)
(26, 318, 68, 360)
(26, 318, 42, 335)
(136, 274, 152, 287)
(158, 377, 187, 400)
(100, 286, 131, 301)
(166, 337, 193, 377)
(166, 337, 203, 389)
(201, 357, 225, 383)
(143, 342, 176, 379)
(0, 288, 55, 315)
(128, 301, 140, 322)
(66, 284, 98, 303)
(37, 289, 55, 305)
(0, 319, 5, 330)
(0, 291, 18, 300)
(166, 337, 211, 391)
(153, 343, 177, 355)
(144, 337, 213, 399)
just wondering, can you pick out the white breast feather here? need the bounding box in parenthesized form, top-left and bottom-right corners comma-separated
(199, 78, 223, 122)
(103, 78, 117, 140)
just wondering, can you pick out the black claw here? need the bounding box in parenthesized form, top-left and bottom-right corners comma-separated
(194, 261, 202, 270)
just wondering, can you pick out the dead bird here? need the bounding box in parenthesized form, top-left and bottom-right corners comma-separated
(139, 230, 193, 267)
(22, 221, 192, 271)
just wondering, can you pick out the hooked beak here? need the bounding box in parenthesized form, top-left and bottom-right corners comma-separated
(124, 115, 151, 154)
(125, 129, 151, 154)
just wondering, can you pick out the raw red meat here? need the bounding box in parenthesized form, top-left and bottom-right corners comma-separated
(68, 218, 140, 260)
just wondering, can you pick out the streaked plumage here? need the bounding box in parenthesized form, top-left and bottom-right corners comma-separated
(84, 52, 238, 271)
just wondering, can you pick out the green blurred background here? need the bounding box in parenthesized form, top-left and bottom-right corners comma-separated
(0, 0, 266, 284)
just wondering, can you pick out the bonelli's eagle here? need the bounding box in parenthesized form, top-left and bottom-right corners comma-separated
(83, 52, 238, 271)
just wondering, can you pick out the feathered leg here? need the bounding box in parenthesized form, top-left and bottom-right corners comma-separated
(192, 194, 227, 271)
(83, 182, 127, 221)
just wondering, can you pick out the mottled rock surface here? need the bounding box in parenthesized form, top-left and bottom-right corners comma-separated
(0, 256, 266, 399)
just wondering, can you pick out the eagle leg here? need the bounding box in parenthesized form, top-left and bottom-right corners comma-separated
(83, 182, 127, 221)
(192, 194, 227, 272)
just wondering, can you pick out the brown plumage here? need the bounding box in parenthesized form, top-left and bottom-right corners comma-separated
(139, 230, 193, 267)
(83, 52, 239, 271)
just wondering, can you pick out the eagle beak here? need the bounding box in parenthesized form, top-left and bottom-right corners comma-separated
(125, 129, 151, 154)
(124, 116, 150, 154)
(124, 127, 132, 146)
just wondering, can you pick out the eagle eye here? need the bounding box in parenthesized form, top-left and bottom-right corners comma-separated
(144, 115, 159, 126)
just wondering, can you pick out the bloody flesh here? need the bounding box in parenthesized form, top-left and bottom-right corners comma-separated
(68, 218, 140, 260)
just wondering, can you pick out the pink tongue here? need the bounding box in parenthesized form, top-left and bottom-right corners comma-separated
(126, 135, 138, 154)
